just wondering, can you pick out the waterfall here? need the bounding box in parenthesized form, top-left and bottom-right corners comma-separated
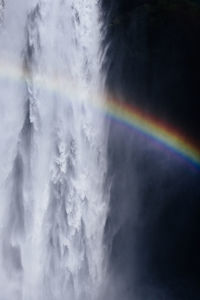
(0, 1, 108, 299)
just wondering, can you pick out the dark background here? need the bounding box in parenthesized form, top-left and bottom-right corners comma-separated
(101, 1, 200, 299)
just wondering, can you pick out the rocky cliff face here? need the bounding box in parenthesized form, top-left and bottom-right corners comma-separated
(101, 1, 200, 299)
(102, 0, 200, 137)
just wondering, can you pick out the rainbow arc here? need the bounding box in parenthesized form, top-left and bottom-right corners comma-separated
(0, 61, 199, 168)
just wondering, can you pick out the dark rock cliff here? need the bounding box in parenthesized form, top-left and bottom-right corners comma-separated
(101, 1, 200, 299)
(102, 0, 200, 137)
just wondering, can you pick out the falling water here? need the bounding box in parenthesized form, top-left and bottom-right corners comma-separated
(0, 1, 108, 299)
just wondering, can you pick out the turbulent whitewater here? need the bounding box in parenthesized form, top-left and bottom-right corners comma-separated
(0, 1, 108, 299)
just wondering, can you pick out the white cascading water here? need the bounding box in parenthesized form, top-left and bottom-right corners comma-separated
(0, 1, 108, 299)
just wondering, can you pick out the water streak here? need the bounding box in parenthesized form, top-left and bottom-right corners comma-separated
(0, 1, 108, 299)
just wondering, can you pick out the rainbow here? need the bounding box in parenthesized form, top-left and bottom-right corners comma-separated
(104, 97, 200, 169)
(0, 60, 200, 169)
